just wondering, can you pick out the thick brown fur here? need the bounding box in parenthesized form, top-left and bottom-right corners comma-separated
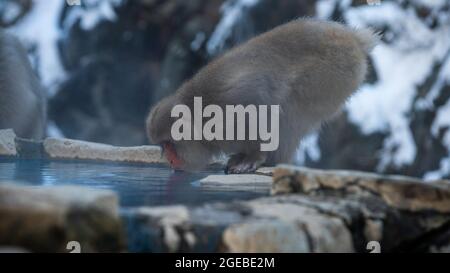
(147, 18, 379, 173)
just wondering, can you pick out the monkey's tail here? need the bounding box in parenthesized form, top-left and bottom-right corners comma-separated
(353, 28, 381, 54)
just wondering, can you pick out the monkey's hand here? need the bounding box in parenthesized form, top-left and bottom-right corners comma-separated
(225, 153, 266, 174)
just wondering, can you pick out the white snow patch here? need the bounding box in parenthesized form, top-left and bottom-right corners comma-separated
(315, 0, 337, 20)
(207, 0, 260, 56)
(191, 32, 206, 51)
(338, 0, 352, 10)
(296, 132, 321, 165)
(425, 91, 450, 180)
(345, 2, 439, 50)
(344, 1, 450, 170)
(416, 55, 450, 110)
(63, 0, 122, 31)
(1, 1, 22, 23)
(9, 0, 66, 94)
(424, 157, 450, 181)
(47, 121, 65, 138)
(432, 96, 450, 141)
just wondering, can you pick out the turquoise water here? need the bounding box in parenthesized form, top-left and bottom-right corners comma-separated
(0, 158, 265, 207)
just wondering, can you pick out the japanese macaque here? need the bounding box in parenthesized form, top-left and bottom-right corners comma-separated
(0, 29, 46, 140)
(146, 18, 379, 174)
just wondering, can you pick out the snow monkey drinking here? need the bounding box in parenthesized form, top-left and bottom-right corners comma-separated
(146, 18, 379, 174)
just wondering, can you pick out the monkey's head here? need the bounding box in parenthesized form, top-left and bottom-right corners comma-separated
(146, 94, 214, 171)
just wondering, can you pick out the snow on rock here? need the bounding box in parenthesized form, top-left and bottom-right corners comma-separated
(416, 55, 450, 111)
(296, 132, 321, 165)
(9, 0, 66, 93)
(425, 81, 450, 180)
(249, 0, 450, 174)
(342, 2, 450, 171)
(8, 0, 123, 94)
(46, 121, 65, 139)
(207, 0, 260, 56)
(63, 0, 122, 31)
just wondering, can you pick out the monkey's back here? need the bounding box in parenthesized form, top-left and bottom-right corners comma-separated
(189, 19, 377, 163)
(192, 19, 374, 107)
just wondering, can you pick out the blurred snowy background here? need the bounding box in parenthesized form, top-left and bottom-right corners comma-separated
(1, 0, 449, 179)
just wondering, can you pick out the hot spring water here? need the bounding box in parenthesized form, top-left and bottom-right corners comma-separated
(0, 158, 265, 207)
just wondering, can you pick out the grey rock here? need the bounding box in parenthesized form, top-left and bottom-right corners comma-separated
(224, 201, 354, 253)
(133, 206, 190, 252)
(0, 184, 125, 252)
(0, 129, 17, 156)
(272, 165, 450, 213)
(124, 165, 450, 253)
(199, 174, 272, 193)
(44, 137, 167, 164)
(223, 219, 312, 253)
(270, 165, 450, 252)
(255, 167, 275, 176)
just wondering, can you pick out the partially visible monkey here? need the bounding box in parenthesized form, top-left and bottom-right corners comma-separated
(0, 29, 46, 139)
(147, 18, 380, 174)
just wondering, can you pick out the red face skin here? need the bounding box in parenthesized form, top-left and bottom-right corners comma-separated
(163, 142, 183, 170)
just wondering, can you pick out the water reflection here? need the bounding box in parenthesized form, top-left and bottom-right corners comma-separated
(0, 158, 265, 207)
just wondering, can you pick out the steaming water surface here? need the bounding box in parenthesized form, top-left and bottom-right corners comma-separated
(0, 159, 266, 207)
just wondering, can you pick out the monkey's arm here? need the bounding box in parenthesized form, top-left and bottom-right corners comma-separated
(213, 71, 289, 174)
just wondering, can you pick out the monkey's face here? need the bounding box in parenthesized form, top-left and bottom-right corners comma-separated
(161, 140, 213, 171)
(146, 95, 213, 171)
(161, 141, 182, 168)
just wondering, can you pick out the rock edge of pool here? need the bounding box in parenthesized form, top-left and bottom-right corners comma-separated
(1, 129, 450, 253)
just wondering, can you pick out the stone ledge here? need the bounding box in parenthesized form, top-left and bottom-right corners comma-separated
(43, 137, 167, 164)
(0, 129, 167, 165)
(199, 174, 272, 193)
(255, 167, 275, 176)
(272, 165, 450, 213)
(0, 129, 17, 156)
